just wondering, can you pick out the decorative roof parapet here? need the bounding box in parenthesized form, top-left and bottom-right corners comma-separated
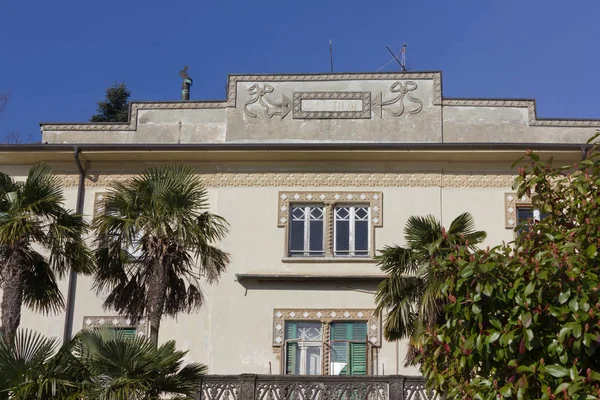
(443, 98, 600, 128)
(41, 72, 600, 131)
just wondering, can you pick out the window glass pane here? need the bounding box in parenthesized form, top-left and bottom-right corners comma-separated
(286, 322, 322, 341)
(354, 207, 369, 220)
(517, 207, 533, 224)
(289, 220, 305, 255)
(305, 345, 322, 375)
(309, 220, 324, 256)
(309, 206, 324, 221)
(335, 220, 350, 255)
(330, 342, 349, 375)
(354, 220, 369, 255)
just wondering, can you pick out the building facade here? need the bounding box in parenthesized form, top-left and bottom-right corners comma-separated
(0, 71, 597, 377)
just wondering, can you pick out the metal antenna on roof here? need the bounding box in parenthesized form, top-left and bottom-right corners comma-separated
(385, 43, 407, 72)
(329, 40, 334, 73)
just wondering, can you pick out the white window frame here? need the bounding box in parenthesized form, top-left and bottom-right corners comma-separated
(284, 340, 323, 375)
(284, 321, 324, 375)
(333, 205, 371, 257)
(289, 204, 325, 257)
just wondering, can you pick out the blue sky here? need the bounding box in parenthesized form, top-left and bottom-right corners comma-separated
(1, 0, 599, 142)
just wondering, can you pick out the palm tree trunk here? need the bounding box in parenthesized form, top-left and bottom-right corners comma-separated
(1, 261, 24, 343)
(147, 262, 168, 346)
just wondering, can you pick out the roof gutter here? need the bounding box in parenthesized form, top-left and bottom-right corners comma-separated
(0, 142, 592, 152)
(62, 146, 85, 344)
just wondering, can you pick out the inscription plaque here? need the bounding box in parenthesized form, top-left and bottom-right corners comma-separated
(293, 91, 371, 119)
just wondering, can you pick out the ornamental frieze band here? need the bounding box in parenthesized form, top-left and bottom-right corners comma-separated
(58, 172, 517, 188)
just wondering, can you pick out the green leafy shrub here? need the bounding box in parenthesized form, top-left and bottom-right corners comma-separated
(416, 135, 600, 399)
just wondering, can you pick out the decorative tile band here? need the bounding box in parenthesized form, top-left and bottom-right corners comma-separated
(504, 192, 532, 228)
(58, 173, 517, 188)
(272, 309, 380, 348)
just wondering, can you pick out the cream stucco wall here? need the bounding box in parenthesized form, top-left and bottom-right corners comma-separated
(0, 158, 530, 376)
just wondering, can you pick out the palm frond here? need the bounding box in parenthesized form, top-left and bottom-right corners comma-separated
(447, 212, 487, 246)
(375, 246, 418, 276)
(21, 250, 65, 314)
(75, 329, 205, 399)
(376, 212, 488, 364)
(404, 215, 442, 256)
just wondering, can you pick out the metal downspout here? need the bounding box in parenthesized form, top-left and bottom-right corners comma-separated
(62, 146, 86, 344)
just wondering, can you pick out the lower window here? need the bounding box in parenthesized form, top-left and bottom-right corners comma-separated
(285, 322, 323, 375)
(330, 322, 368, 375)
(284, 321, 368, 375)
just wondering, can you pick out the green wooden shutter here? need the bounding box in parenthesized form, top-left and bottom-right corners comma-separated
(117, 328, 136, 339)
(331, 323, 351, 340)
(351, 322, 368, 341)
(350, 343, 367, 375)
(286, 342, 298, 374)
(285, 323, 298, 374)
(286, 323, 297, 339)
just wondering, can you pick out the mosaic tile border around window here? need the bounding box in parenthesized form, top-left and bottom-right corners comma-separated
(277, 192, 382, 227)
(278, 191, 382, 258)
(82, 316, 147, 336)
(272, 309, 381, 347)
(504, 192, 532, 229)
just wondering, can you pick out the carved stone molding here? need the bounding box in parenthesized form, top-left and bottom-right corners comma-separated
(372, 81, 423, 117)
(58, 172, 517, 189)
(277, 191, 382, 227)
(504, 192, 532, 228)
(228, 72, 442, 107)
(82, 315, 147, 336)
(244, 84, 291, 119)
(272, 309, 381, 347)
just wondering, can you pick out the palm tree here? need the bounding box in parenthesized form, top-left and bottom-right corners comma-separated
(0, 164, 95, 342)
(75, 329, 206, 399)
(92, 164, 230, 345)
(0, 329, 87, 399)
(375, 212, 486, 365)
(0, 329, 205, 400)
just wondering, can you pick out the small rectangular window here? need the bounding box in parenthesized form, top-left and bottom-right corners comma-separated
(516, 206, 547, 235)
(289, 205, 325, 257)
(334, 205, 370, 257)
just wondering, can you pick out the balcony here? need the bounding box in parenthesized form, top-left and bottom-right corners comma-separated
(198, 375, 441, 400)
